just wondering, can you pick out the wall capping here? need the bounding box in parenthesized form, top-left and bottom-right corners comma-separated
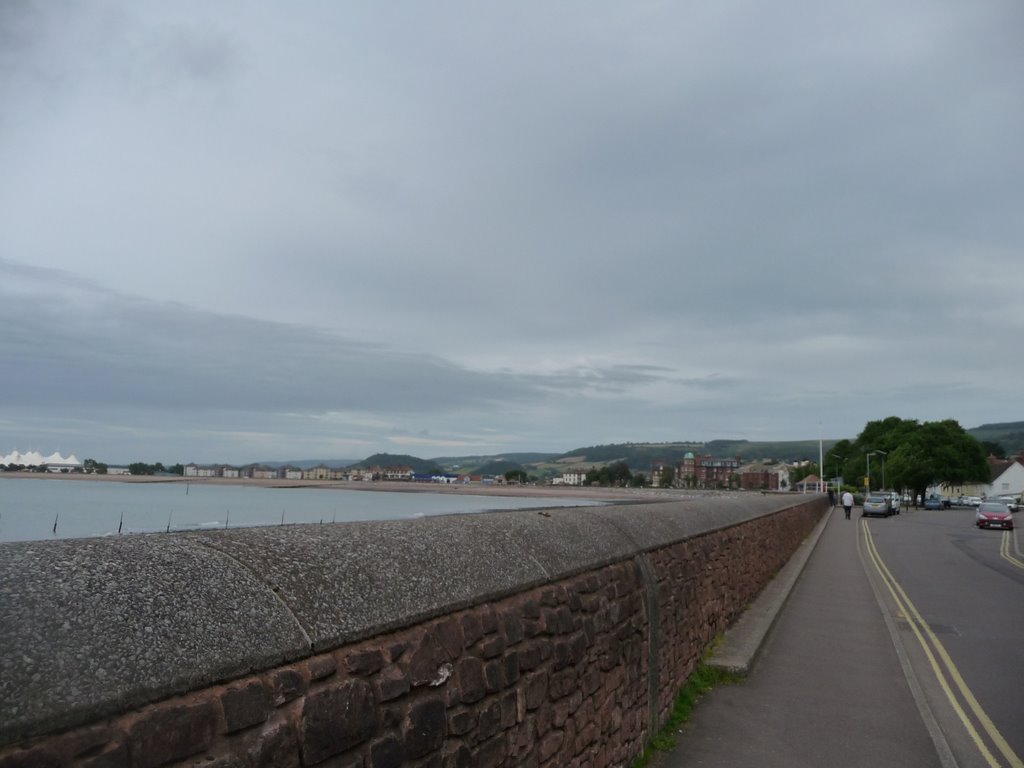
(0, 493, 820, 750)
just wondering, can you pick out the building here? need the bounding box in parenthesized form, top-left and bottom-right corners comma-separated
(741, 468, 778, 493)
(553, 470, 587, 486)
(676, 452, 742, 489)
(985, 454, 1024, 498)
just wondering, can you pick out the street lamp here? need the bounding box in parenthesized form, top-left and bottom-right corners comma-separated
(827, 452, 845, 490)
(866, 450, 887, 492)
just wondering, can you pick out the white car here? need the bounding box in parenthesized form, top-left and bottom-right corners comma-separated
(884, 491, 901, 514)
(995, 495, 1020, 513)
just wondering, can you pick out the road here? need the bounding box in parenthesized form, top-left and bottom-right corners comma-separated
(656, 504, 1023, 768)
(859, 505, 1024, 768)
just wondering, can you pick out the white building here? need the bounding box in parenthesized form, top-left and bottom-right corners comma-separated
(2, 450, 82, 470)
(987, 458, 1024, 498)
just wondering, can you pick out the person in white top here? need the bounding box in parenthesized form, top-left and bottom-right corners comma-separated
(841, 490, 855, 520)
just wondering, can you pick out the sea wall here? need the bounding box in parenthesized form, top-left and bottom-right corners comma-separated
(0, 493, 826, 767)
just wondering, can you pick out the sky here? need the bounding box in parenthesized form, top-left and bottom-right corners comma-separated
(2, 1, 1023, 465)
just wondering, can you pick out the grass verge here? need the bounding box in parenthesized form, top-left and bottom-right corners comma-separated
(630, 661, 744, 767)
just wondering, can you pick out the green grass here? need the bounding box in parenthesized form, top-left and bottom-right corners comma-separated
(631, 661, 744, 767)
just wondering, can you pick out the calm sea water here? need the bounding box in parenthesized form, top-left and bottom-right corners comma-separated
(0, 478, 603, 543)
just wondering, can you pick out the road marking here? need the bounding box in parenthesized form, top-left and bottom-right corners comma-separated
(1000, 530, 1024, 570)
(861, 519, 1022, 768)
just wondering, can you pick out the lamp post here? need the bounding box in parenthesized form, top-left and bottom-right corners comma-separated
(828, 452, 845, 490)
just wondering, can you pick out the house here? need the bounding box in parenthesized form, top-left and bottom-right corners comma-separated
(383, 466, 414, 481)
(184, 463, 218, 478)
(676, 453, 741, 489)
(741, 466, 778, 489)
(985, 454, 1024, 498)
(554, 469, 587, 486)
(940, 453, 1024, 500)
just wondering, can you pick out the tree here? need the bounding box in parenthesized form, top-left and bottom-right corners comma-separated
(504, 469, 529, 484)
(846, 418, 989, 502)
(585, 462, 633, 487)
(980, 441, 1006, 459)
(658, 466, 675, 488)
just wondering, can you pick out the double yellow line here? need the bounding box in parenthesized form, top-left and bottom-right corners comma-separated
(1000, 529, 1024, 569)
(861, 519, 1022, 768)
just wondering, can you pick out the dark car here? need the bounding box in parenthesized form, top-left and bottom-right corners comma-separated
(862, 492, 893, 517)
(976, 501, 1013, 530)
(923, 495, 943, 510)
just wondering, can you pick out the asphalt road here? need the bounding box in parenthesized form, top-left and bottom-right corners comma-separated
(860, 505, 1024, 767)
(657, 504, 1024, 768)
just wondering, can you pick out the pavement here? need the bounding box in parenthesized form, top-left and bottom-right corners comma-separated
(652, 505, 948, 768)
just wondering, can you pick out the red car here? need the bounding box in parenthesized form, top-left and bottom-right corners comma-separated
(975, 501, 1014, 530)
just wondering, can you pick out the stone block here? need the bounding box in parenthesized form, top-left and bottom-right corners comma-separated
(455, 656, 486, 704)
(403, 697, 446, 759)
(299, 680, 378, 765)
(308, 654, 338, 682)
(127, 700, 216, 768)
(267, 667, 307, 707)
(376, 663, 411, 702)
(459, 612, 483, 648)
(243, 718, 300, 768)
(345, 648, 386, 677)
(370, 735, 404, 768)
(220, 680, 271, 733)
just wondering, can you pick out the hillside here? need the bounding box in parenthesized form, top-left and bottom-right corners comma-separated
(260, 420, 1024, 479)
(426, 440, 836, 481)
(967, 421, 1024, 455)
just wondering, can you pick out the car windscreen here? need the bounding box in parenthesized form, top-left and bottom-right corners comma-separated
(978, 503, 1008, 514)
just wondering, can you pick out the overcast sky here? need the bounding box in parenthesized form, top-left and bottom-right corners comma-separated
(2, 1, 1022, 465)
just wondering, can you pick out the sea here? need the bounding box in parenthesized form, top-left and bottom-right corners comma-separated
(0, 478, 604, 543)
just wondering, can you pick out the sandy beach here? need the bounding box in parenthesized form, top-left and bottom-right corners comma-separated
(0, 471, 696, 503)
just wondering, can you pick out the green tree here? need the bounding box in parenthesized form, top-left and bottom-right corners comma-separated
(843, 417, 988, 501)
(658, 466, 675, 488)
(585, 461, 633, 487)
(504, 469, 529, 484)
(979, 441, 1005, 459)
(885, 420, 989, 503)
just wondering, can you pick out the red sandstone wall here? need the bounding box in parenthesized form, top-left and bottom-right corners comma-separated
(0, 500, 823, 768)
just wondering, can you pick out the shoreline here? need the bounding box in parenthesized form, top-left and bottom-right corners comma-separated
(0, 472, 697, 503)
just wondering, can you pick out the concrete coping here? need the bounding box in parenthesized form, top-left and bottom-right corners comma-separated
(0, 493, 812, 746)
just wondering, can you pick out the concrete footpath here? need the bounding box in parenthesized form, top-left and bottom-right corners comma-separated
(653, 506, 944, 768)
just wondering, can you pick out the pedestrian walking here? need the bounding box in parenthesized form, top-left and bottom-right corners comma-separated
(828, 488, 836, 507)
(841, 490, 854, 520)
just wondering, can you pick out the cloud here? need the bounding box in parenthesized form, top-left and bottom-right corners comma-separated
(1, 2, 1022, 463)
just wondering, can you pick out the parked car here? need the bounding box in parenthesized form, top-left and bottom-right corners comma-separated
(923, 495, 944, 510)
(885, 491, 901, 514)
(995, 495, 1020, 513)
(976, 501, 1014, 530)
(862, 492, 894, 517)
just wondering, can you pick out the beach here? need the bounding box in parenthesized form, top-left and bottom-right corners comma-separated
(0, 471, 691, 503)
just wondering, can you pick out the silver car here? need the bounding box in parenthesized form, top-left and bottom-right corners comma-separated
(862, 492, 893, 517)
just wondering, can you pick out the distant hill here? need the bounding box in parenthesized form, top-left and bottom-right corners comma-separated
(259, 459, 361, 469)
(545, 440, 832, 469)
(258, 420, 1024, 479)
(967, 421, 1024, 456)
(350, 453, 444, 474)
(429, 452, 560, 471)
